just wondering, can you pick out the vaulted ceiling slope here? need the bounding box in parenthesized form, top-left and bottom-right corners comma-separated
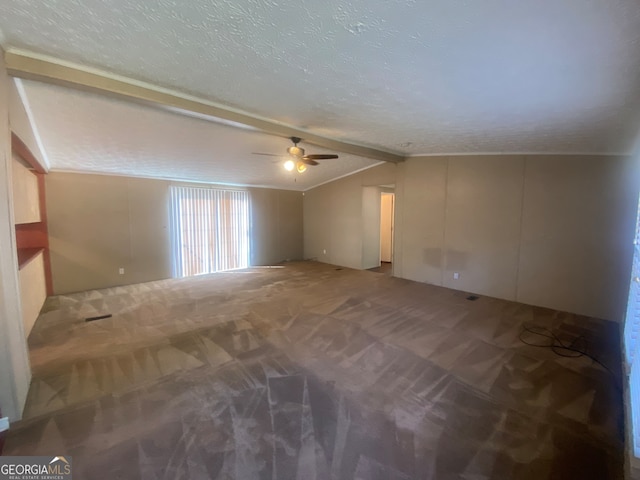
(2, 0, 640, 170)
(18, 79, 381, 191)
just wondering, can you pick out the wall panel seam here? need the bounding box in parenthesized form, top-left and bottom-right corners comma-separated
(441, 157, 450, 287)
(514, 155, 528, 302)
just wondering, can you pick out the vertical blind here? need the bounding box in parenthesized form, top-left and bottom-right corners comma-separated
(625, 194, 640, 456)
(170, 186, 250, 277)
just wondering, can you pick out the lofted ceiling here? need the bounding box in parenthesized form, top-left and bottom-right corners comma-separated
(2, 0, 640, 189)
(18, 79, 380, 191)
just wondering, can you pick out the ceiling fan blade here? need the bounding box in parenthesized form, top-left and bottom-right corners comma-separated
(303, 154, 339, 160)
(252, 152, 282, 157)
(302, 158, 319, 166)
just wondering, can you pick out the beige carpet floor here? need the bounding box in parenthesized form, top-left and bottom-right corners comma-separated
(4, 261, 624, 479)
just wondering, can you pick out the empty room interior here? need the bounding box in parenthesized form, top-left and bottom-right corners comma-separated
(2, 1, 640, 479)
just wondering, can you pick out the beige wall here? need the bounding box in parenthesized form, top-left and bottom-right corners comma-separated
(441, 156, 525, 300)
(249, 188, 303, 265)
(361, 186, 382, 269)
(304, 155, 638, 322)
(398, 154, 639, 321)
(303, 163, 397, 269)
(516, 155, 637, 321)
(394, 157, 447, 284)
(46, 172, 303, 294)
(0, 51, 32, 421)
(46, 173, 170, 294)
(394, 155, 526, 301)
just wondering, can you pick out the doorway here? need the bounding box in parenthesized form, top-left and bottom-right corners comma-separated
(379, 192, 394, 273)
(362, 185, 395, 273)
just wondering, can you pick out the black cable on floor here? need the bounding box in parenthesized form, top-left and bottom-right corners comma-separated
(519, 323, 622, 392)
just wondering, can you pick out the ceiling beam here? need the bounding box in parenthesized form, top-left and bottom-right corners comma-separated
(5, 49, 405, 164)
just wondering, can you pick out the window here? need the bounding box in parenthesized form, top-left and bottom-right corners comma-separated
(625, 194, 640, 456)
(170, 186, 250, 277)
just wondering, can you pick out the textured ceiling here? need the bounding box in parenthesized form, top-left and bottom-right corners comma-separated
(1, 0, 640, 187)
(19, 80, 380, 191)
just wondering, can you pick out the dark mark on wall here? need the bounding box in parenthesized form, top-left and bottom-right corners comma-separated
(85, 314, 112, 322)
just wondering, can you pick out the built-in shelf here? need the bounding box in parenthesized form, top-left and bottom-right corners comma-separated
(17, 247, 44, 270)
(11, 132, 52, 295)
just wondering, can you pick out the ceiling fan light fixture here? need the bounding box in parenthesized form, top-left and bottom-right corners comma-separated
(287, 146, 304, 158)
(254, 136, 338, 172)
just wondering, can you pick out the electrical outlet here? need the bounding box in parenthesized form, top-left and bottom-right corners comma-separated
(119, 268, 125, 275)
(323, 249, 327, 255)
(453, 272, 460, 280)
